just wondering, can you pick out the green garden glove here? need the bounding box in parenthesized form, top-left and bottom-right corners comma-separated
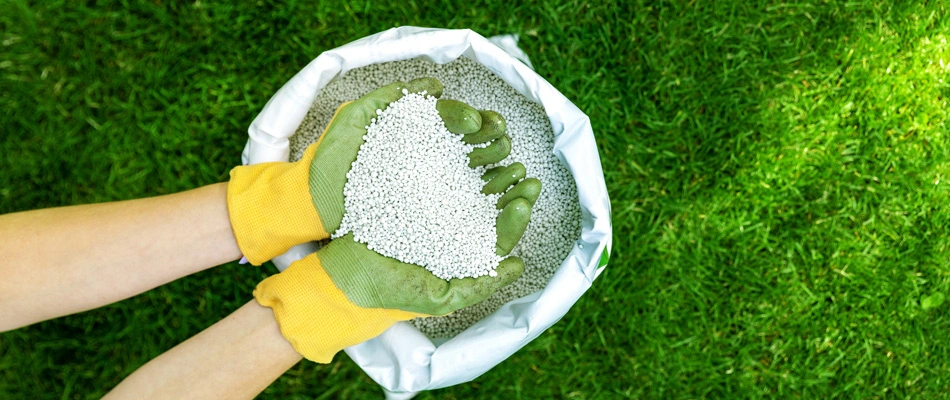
(227, 77, 512, 265)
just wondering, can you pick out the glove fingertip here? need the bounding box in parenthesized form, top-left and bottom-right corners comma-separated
(468, 135, 512, 167)
(481, 162, 526, 195)
(496, 177, 541, 209)
(437, 99, 482, 134)
(462, 110, 506, 144)
(495, 198, 531, 256)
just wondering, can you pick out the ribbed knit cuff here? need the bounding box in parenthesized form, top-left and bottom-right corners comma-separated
(253, 253, 423, 363)
(227, 155, 328, 265)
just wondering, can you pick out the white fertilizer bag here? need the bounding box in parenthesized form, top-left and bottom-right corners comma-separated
(241, 26, 612, 398)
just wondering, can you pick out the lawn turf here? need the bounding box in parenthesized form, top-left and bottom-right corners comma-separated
(2, 0, 950, 398)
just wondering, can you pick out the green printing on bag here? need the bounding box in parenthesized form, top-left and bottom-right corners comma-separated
(598, 246, 609, 268)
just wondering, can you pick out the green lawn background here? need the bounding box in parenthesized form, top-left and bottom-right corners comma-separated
(3, 1, 950, 398)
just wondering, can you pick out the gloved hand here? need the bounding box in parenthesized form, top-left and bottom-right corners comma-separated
(252, 79, 540, 362)
(253, 232, 526, 363)
(227, 78, 513, 265)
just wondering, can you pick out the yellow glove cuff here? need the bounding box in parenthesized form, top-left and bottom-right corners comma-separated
(227, 144, 329, 265)
(253, 253, 426, 363)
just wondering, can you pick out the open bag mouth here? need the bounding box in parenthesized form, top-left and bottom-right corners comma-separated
(242, 26, 611, 394)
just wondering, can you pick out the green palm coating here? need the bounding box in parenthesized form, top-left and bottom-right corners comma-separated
(481, 163, 526, 194)
(462, 110, 506, 144)
(481, 166, 506, 182)
(306, 78, 532, 313)
(436, 99, 482, 134)
(495, 198, 531, 256)
(468, 135, 512, 167)
(308, 78, 440, 232)
(497, 178, 541, 209)
(318, 233, 525, 315)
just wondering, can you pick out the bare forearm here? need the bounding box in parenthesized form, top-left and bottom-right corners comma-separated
(0, 183, 243, 331)
(104, 300, 302, 399)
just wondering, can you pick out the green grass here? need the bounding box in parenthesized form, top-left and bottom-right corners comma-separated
(2, 0, 950, 398)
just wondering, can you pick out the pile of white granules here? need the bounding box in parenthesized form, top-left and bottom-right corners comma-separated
(332, 91, 504, 280)
(291, 57, 582, 338)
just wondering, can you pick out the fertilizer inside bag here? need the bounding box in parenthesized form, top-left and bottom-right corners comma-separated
(243, 27, 611, 394)
(288, 57, 582, 339)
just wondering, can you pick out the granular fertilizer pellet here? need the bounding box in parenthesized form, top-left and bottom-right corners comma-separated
(291, 57, 582, 338)
(332, 91, 504, 280)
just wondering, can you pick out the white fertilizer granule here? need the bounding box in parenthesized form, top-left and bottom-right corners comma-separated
(332, 91, 504, 280)
(291, 57, 582, 338)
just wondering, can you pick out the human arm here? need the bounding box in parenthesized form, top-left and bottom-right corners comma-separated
(103, 299, 302, 400)
(0, 183, 242, 332)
